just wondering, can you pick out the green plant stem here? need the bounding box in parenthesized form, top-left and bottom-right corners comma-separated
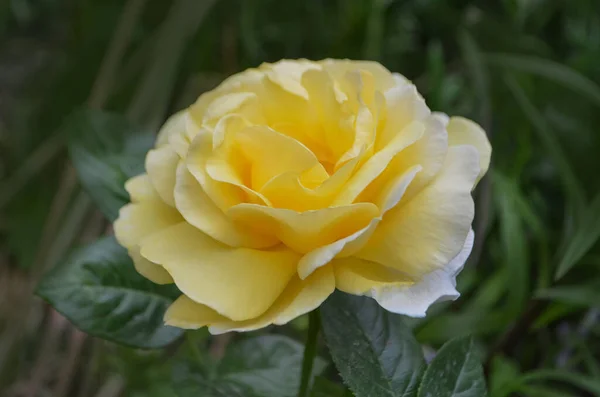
(298, 310, 320, 397)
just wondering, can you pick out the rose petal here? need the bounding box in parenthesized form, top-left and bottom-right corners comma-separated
(297, 218, 380, 279)
(164, 295, 225, 329)
(370, 229, 475, 317)
(129, 248, 173, 284)
(376, 84, 430, 150)
(174, 161, 277, 248)
(228, 203, 379, 254)
(145, 145, 179, 206)
(209, 266, 335, 334)
(124, 174, 157, 202)
(363, 113, 448, 204)
(164, 265, 335, 333)
(333, 256, 413, 296)
(356, 145, 480, 279)
(447, 116, 491, 184)
(260, 155, 360, 211)
(140, 222, 299, 321)
(114, 200, 182, 250)
(156, 110, 188, 147)
(234, 125, 321, 190)
(333, 121, 424, 205)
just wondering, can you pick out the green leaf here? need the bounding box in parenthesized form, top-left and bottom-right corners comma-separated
(493, 172, 529, 319)
(486, 53, 600, 109)
(320, 292, 425, 397)
(555, 192, 600, 279)
(535, 279, 600, 306)
(504, 75, 585, 211)
(488, 356, 520, 396)
(36, 236, 182, 349)
(67, 108, 154, 221)
(310, 377, 347, 397)
(514, 369, 600, 395)
(173, 335, 327, 397)
(417, 337, 487, 397)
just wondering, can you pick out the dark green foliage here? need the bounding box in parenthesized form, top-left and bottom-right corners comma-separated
(36, 236, 182, 348)
(67, 109, 154, 221)
(173, 335, 327, 397)
(418, 337, 487, 397)
(321, 292, 426, 397)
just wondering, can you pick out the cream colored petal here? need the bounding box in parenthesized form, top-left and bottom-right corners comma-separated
(208, 265, 335, 334)
(114, 200, 182, 250)
(333, 121, 424, 206)
(376, 84, 430, 150)
(174, 161, 277, 248)
(364, 114, 448, 204)
(156, 110, 188, 147)
(212, 113, 251, 149)
(356, 145, 480, 279)
(203, 92, 254, 121)
(164, 295, 227, 329)
(297, 165, 424, 279)
(369, 165, 422, 214)
(447, 116, 491, 184)
(125, 174, 157, 202)
(228, 203, 379, 254)
(145, 145, 179, 206)
(263, 59, 321, 98)
(333, 257, 413, 296)
(129, 248, 173, 284)
(319, 59, 396, 92)
(371, 229, 474, 317)
(140, 222, 299, 322)
(297, 218, 380, 280)
(167, 112, 202, 158)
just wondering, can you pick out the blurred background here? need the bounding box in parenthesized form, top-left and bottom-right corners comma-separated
(2, 0, 600, 396)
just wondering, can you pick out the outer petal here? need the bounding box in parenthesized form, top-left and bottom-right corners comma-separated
(140, 222, 299, 322)
(174, 161, 277, 248)
(297, 218, 379, 279)
(370, 229, 475, 317)
(333, 257, 413, 295)
(114, 201, 182, 250)
(125, 174, 156, 202)
(263, 59, 321, 98)
(210, 266, 335, 334)
(156, 110, 188, 147)
(129, 249, 173, 284)
(447, 116, 491, 183)
(228, 203, 379, 253)
(164, 295, 225, 329)
(300, 165, 423, 281)
(360, 114, 448, 206)
(356, 145, 480, 278)
(145, 145, 179, 206)
(319, 59, 397, 93)
(163, 266, 335, 334)
(376, 84, 430, 150)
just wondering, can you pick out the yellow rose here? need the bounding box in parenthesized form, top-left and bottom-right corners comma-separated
(114, 59, 491, 334)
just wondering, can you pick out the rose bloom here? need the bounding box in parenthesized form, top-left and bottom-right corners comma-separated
(115, 59, 490, 334)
